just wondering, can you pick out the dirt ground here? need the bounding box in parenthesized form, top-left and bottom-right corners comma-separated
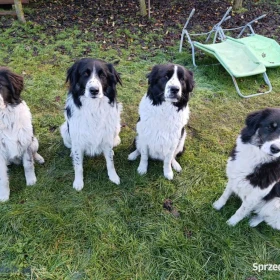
(1, 0, 280, 50)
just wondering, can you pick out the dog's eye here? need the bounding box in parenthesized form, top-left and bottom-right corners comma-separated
(98, 70, 105, 79)
(267, 122, 278, 131)
(83, 70, 91, 77)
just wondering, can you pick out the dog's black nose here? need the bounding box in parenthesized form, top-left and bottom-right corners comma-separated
(170, 86, 180, 95)
(270, 144, 280, 154)
(89, 87, 99, 95)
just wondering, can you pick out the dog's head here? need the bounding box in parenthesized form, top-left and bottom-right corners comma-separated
(66, 58, 122, 107)
(146, 63, 194, 109)
(0, 67, 23, 109)
(241, 108, 280, 157)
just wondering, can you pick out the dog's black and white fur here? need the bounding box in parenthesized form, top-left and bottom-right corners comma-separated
(128, 63, 194, 179)
(60, 58, 122, 190)
(0, 67, 44, 202)
(213, 108, 280, 229)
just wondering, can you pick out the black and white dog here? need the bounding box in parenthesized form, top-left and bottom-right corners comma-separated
(0, 67, 44, 202)
(128, 64, 194, 179)
(213, 108, 280, 230)
(60, 58, 122, 190)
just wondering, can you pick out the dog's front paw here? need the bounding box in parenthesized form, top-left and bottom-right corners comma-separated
(0, 189, 10, 202)
(73, 179, 84, 191)
(26, 176, 37, 186)
(137, 164, 147, 175)
(213, 200, 225, 211)
(164, 171, 174, 180)
(109, 173, 120, 185)
(226, 217, 238, 227)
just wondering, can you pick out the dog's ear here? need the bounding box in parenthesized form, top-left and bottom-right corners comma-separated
(7, 70, 24, 102)
(241, 109, 268, 143)
(245, 110, 263, 128)
(185, 70, 195, 93)
(146, 65, 159, 85)
(107, 63, 122, 86)
(66, 61, 80, 91)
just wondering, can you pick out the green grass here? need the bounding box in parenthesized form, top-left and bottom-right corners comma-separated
(1, 16, 280, 280)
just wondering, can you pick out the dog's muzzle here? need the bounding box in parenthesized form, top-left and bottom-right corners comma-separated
(89, 86, 100, 98)
(270, 143, 280, 155)
(165, 86, 181, 101)
(261, 140, 280, 157)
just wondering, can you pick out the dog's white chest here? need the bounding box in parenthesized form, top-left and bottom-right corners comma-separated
(67, 97, 120, 156)
(227, 137, 269, 178)
(137, 95, 189, 159)
(0, 103, 33, 161)
(0, 107, 14, 130)
(0, 117, 6, 130)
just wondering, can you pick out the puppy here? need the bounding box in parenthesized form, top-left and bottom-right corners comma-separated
(128, 63, 194, 179)
(0, 67, 44, 202)
(60, 58, 122, 190)
(213, 108, 280, 229)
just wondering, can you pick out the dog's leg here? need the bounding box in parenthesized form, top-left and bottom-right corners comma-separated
(163, 152, 174, 180)
(30, 137, 45, 164)
(23, 148, 37, 186)
(249, 215, 264, 227)
(72, 147, 84, 191)
(213, 181, 234, 210)
(103, 146, 120, 185)
(227, 200, 257, 226)
(175, 128, 186, 157)
(0, 156, 9, 202)
(137, 146, 148, 175)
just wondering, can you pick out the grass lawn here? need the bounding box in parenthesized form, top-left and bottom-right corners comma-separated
(1, 9, 280, 280)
